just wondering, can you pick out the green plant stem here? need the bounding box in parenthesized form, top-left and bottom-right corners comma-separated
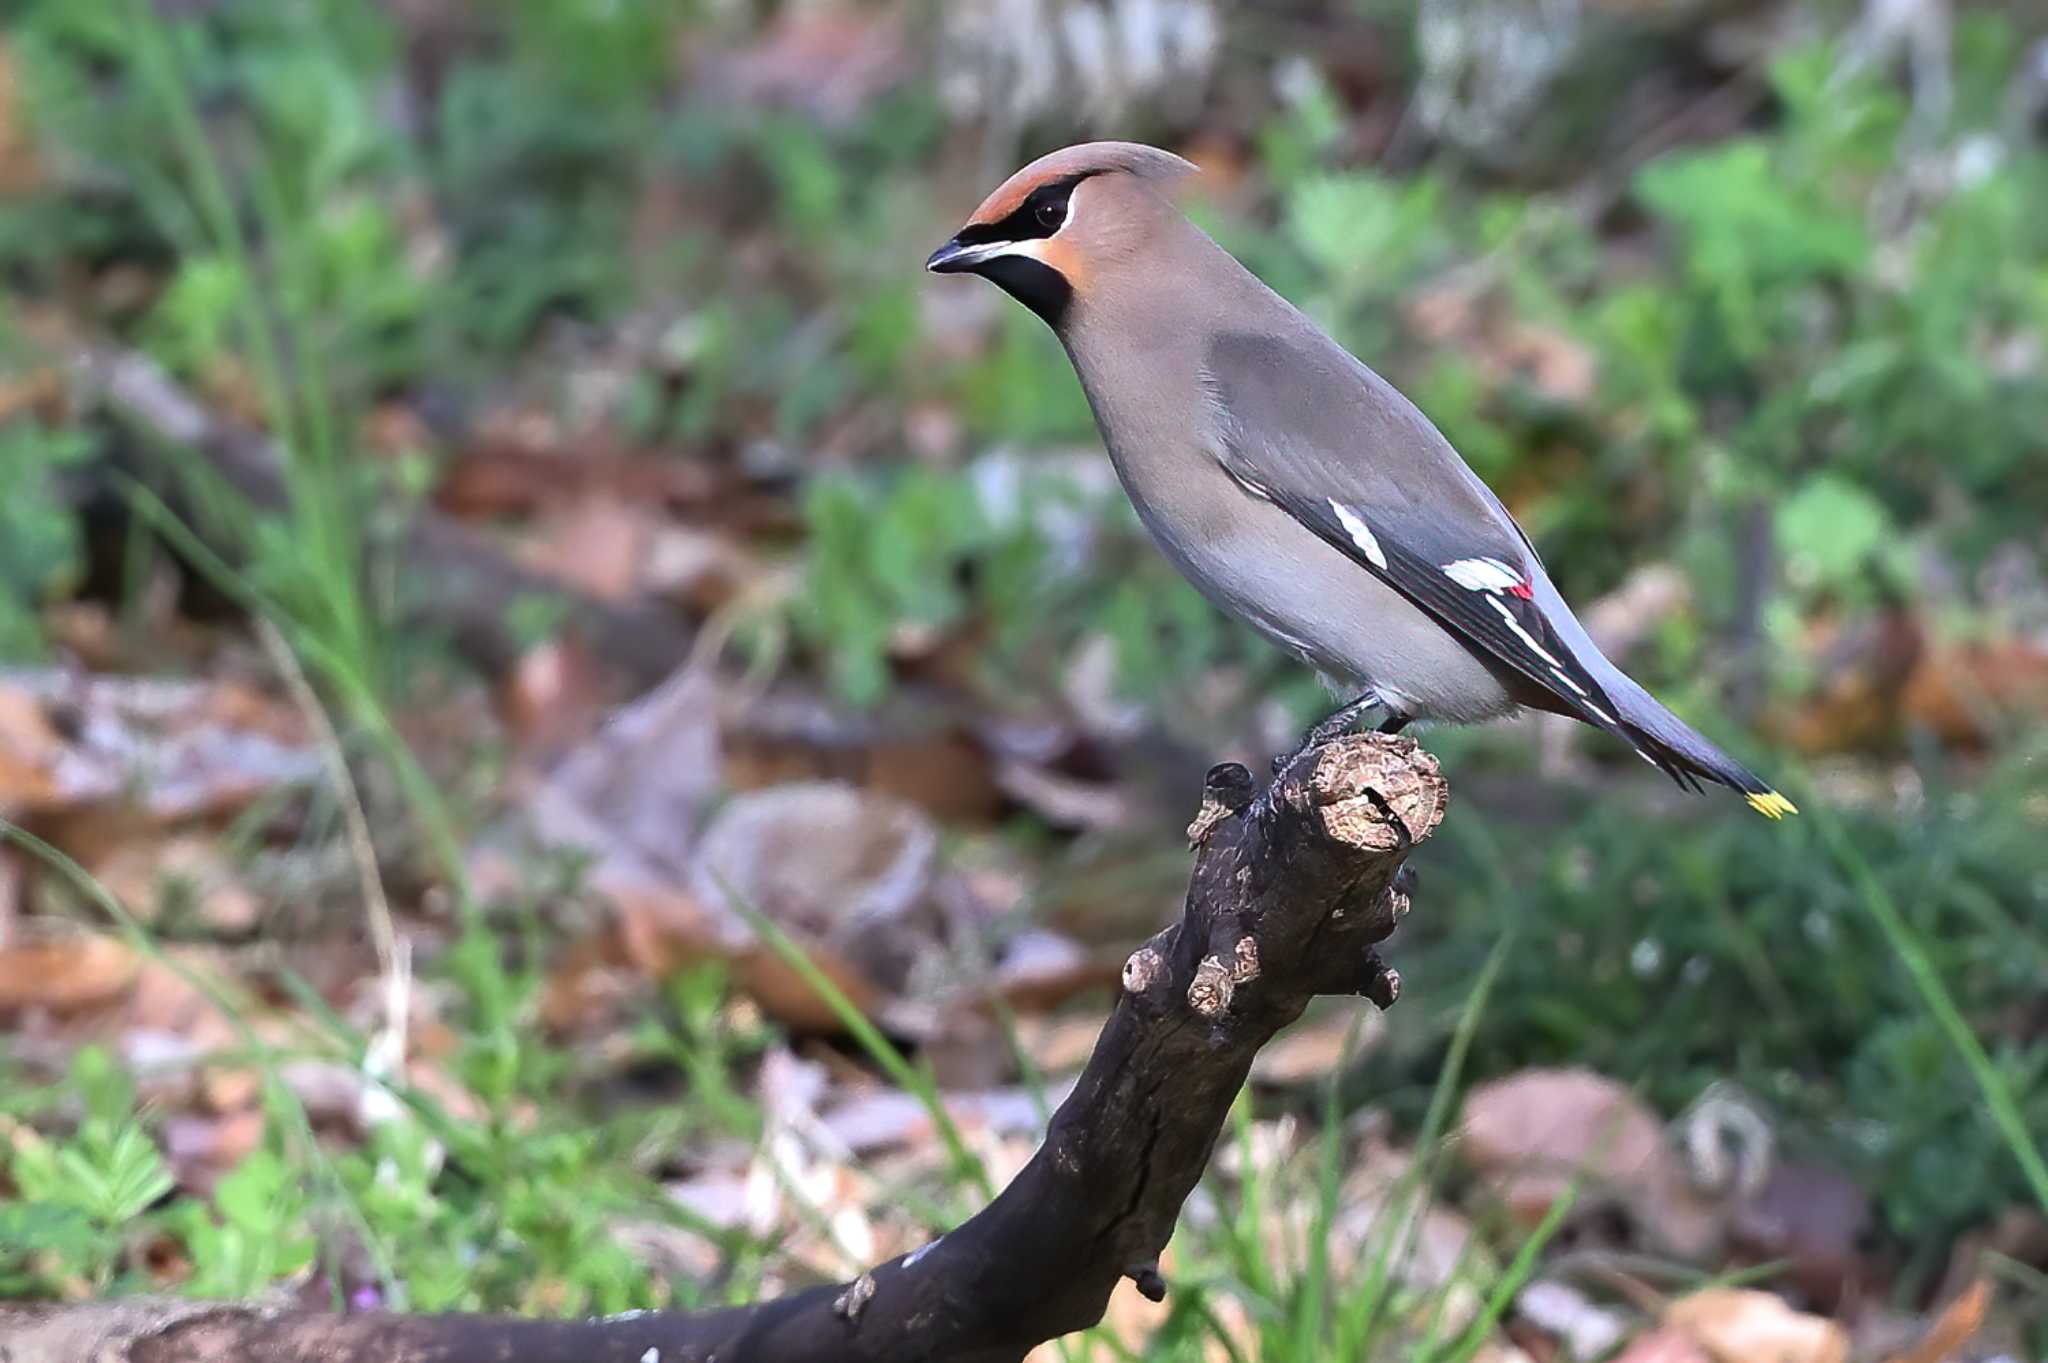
(1816, 807, 2048, 1215)
(723, 883, 995, 1203)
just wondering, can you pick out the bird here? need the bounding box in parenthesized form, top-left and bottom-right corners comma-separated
(926, 141, 1796, 818)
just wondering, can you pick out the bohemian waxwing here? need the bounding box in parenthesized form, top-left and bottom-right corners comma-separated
(927, 141, 1795, 817)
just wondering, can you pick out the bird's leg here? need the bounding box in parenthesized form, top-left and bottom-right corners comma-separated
(1275, 691, 1399, 773)
(1306, 692, 1387, 747)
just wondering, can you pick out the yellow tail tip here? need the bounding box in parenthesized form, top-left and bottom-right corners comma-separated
(1745, 791, 1799, 820)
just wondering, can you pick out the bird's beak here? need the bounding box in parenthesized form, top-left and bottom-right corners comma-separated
(927, 236, 1046, 274)
(925, 236, 990, 274)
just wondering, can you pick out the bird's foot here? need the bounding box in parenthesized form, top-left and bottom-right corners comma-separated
(1273, 692, 1407, 775)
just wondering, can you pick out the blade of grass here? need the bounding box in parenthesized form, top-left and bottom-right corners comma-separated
(116, 479, 474, 909)
(1337, 935, 1511, 1353)
(1224, 1091, 1280, 1302)
(1185, 1290, 1253, 1363)
(719, 878, 994, 1203)
(1425, 1173, 1580, 1363)
(986, 991, 1057, 1129)
(128, 0, 376, 691)
(1814, 807, 2048, 1214)
(1410, 1208, 1499, 1358)
(1286, 1014, 1361, 1362)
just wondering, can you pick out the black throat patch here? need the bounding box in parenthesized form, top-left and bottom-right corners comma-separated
(979, 255, 1073, 329)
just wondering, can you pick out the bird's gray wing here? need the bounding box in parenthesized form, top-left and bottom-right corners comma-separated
(1202, 330, 1662, 765)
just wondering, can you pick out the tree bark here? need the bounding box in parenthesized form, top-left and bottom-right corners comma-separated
(0, 732, 1446, 1363)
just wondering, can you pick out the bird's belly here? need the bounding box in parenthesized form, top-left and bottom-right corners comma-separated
(1129, 478, 1521, 724)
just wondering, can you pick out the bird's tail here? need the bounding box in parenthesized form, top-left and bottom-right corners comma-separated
(1610, 689, 1797, 819)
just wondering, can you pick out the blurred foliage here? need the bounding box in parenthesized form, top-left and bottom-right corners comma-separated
(1250, 33, 2048, 649)
(1392, 747, 2048, 1246)
(0, 418, 94, 658)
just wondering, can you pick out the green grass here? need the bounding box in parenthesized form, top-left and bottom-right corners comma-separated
(1813, 805, 2048, 1216)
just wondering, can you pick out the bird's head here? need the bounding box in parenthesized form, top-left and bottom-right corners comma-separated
(926, 141, 1197, 329)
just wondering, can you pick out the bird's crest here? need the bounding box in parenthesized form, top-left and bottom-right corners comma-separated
(964, 141, 1196, 229)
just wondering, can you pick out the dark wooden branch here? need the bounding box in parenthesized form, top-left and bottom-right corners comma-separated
(63, 346, 696, 689)
(0, 733, 1446, 1363)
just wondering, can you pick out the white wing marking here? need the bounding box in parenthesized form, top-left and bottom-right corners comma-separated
(1485, 595, 1561, 667)
(1327, 500, 1388, 569)
(1443, 557, 1524, 592)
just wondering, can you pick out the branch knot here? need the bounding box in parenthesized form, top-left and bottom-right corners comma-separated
(1122, 946, 1165, 996)
(1187, 761, 1256, 846)
(833, 1273, 877, 1324)
(1188, 954, 1234, 1018)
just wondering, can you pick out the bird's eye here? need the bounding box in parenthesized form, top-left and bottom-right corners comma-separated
(1035, 198, 1067, 231)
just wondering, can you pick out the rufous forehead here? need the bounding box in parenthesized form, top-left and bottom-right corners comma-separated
(962, 143, 1134, 225)
(966, 170, 1060, 227)
(959, 141, 1196, 227)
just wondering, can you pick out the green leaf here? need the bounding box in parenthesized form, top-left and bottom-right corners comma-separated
(1774, 476, 1890, 587)
(1635, 140, 1868, 358)
(14, 1119, 174, 1229)
(1285, 172, 1442, 295)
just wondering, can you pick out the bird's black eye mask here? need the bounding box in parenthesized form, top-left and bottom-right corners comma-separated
(951, 174, 1090, 247)
(928, 173, 1095, 328)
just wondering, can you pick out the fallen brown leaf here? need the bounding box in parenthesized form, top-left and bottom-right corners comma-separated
(820, 1084, 1066, 1157)
(434, 440, 716, 519)
(689, 781, 942, 1008)
(1612, 1328, 1712, 1363)
(1903, 638, 2048, 748)
(0, 684, 69, 813)
(993, 929, 1112, 1012)
(122, 948, 244, 1052)
(0, 671, 318, 823)
(0, 362, 64, 427)
(520, 494, 658, 602)
(992, 759, 1131, 830)
(729, 940, 886, 1035)
(1334, 1144, 1491, 1333)
(89, 834, 263, 935)
(518, 668, 725, 887)
(1765, 609, 1924, 755)
(722, 689, 1003, 823)
(197, 1063, 262, 1115)
(538, 925, 645, 1033)
(1009, 1013, 1105, 1075)
(1665, 1287, 1847, 1363)
(1730, 1158, 1872, 1309)
(1881, 1278, 1989, 1363)
(642, 524, 763, 613)
(0, 931, 141, 1012)
(1460, 1068, 1720, 1260)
